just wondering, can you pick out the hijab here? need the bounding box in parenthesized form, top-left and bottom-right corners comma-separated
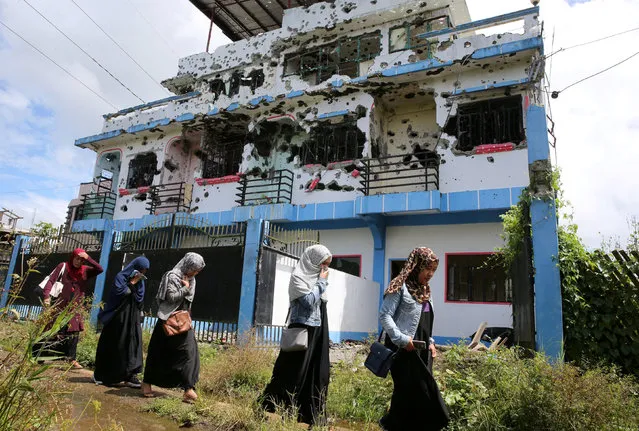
(156, 252, 205, 303)
(114, 256, 150, 303)
(384, 247, 439, 303)
(289, 244, 332, 302)
(66, 248, 88, 282)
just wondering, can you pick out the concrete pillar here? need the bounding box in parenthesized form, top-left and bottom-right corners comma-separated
(89, 222, 115, 326)
(0, 235, 24, 309)
(363, 215, 386, 331)
(237, 218, 263, 336)
(526, 103, 563, 359)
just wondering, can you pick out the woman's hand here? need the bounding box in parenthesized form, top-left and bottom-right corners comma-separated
(405, 338, 415, 352)
(429, 343, 437, 358)
(181, 277, 190, 288)
(319, 265, 329, 279)
(78, 251, 89, 260)
(44, 297, 51, 306)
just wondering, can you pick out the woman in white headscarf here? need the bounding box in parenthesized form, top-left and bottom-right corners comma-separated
(261, 244, 332, 426)
(141, 252, 205, 403)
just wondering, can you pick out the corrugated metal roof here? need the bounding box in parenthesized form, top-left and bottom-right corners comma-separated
(189, 0, 321, 41)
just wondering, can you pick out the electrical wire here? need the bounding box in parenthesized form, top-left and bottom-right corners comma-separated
(545, 25, 639, 60)
(0, 19, 117, 109)
(69, 0, 170, 94)
(556, 50, 639, 95)
(19, 0, 145, 103)
(128, 0, 179, 58)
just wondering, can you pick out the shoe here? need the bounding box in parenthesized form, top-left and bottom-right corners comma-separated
(126, 375, 142, 389)
(92, 374, 103, 385)
(70, 360, 83, 369)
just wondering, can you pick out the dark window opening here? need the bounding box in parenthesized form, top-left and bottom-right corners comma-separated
(284, 32, 381, 85)
(126, 152, 158, 189)
(201, 139, 244, 178)
(301, 121, 365, 165)
(447, 95, 524, 152)
(446, 254, 512, 303)
(391, 260, 407, 280)
(229, 71, 242, 97)
(389, 15, 451, 56)
(246, 69, 265, 93)
(330, 255, 361, 277)
(209, 79, 226, 101)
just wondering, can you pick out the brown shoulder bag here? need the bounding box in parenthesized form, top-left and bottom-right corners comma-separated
(162, 310, 192, 336)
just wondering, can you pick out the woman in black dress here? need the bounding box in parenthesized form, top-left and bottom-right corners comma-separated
(378, 247, 449, 431)
(261, 244, 332, 426)
(141, 252, 205, 403)
(93, 256, 150, 387)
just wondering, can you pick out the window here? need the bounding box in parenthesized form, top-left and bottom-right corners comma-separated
(201, 139, 244, 179)
(284, 32, 381, 85)
(446, 253, 512, 303)
(390, 259, 407, 280)
(330, 255, 362, 277)
(389, 15, 450, 56)
(126, 152, 158, 189)
(448, 96, 524, 151)
(301, 121, 365, 165)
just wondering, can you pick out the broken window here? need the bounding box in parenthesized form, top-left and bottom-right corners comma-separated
(228, 71, 242, 97)
(209, 79, 226, 101)
(329, 255, 361, 277)
(126, 152, 158, 189)
(284, 32, 381, 84)
(447, 95, 524, 152)
(446, 253, 512, 303)
(246, 69, 265, 93)
(301, 120, 365, 165)
(389, 15, 450, 57)
(201, 139, 244, 178)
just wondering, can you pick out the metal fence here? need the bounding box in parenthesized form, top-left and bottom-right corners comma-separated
(236, 169, 294, 206)
(78, 192, 116, 220)
(24, 227, 104, 255)
(147, 182, 193, 215)
(262, 223, 319, 258)
(358, 151, 440, 195)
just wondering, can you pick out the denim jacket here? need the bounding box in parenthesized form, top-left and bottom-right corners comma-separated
(379, 284, 434, 348)
(289, 278, 328, 327)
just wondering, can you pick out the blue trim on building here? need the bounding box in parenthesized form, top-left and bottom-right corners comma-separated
(331, 79, 344, 88)
(75, 129, 124, 147)
(0, 235, 23, 309)
(472, 37, 543, 60)
(175, 113, 195, 122)
(249, 95, 275, 106)
(329, 331, 370, 343)
(385, 209, 503, 227)
(433, 336, 468, 346)
(238, 219, 263, 336)
(479, 188, 511, 210)
(286, 90, 304, 98)
(208, 107, 220, 116)
(453, 78, 530, 96)
(526, 105, 550, 163)
(449, 190, 478, 212)
(103, 91, 201, 119)
(417, 7, 539, 39)
(127, 118, 171, 134)
(90, 222, 114, 326)
(317, 110, 349, 119)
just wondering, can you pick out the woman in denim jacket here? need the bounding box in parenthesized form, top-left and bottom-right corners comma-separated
(262, 245, 332, 426)
(379, 247, 449, 431)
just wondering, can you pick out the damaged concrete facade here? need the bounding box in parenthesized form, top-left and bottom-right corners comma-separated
(64, 1, 562, 355)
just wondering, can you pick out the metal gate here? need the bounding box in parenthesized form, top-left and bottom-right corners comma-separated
(510, 209, 536, 349)
(253, 223, 320, 346)
(107, 214, 246, 343)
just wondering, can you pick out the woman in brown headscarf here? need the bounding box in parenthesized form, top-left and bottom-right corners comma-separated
(378, 247, 449, 431)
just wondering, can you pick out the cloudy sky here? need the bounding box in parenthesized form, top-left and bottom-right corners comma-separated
(0, 0, 637, 248)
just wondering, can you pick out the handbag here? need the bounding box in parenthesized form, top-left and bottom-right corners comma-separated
(280, 306, 308, 352)
(162, 299, 192, 336)
(34, 264, 66, 299)
(364, 288, 404, 378)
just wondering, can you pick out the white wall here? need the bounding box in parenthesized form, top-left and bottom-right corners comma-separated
(385, 223, 512, 340)
(319, 228, 374, 280)
(271, 254, 380, 341)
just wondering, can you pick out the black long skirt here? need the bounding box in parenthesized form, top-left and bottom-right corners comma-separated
(261, 302, 330, 425)
(380, 347, 449, 431)
(142, 319, 200, 390)
(94, 296, 143, 385)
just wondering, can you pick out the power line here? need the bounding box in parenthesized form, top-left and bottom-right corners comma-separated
(545, 25, 639, 60)
(69, 0, 170, 94)
(128, 0, 179, 58)
(19, 0, 145, 103)
(0, 19, 117, 109)
(553, 50, 639, 96)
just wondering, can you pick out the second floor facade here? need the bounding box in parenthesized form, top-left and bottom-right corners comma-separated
(72, 1, 545, 223)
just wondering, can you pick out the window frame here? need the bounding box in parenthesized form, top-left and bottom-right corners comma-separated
(300, 119, 364, 166)
(444, 252, 512, 305)
(201, 139, 244, 179)
(330, 254, 362, 277)
(125, 152, 158, 189)
(389, 15, 451, 55)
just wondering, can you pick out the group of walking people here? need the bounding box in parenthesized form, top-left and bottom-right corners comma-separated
(40, 244, 448, 429)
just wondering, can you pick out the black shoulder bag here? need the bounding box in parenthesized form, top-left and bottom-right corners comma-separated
(364, 288, 404, 378)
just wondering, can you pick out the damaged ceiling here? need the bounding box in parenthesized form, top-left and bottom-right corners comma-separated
(189, 0, 322, 41)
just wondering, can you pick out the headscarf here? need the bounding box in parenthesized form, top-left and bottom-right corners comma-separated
(156, 252, 205, 304)
(384, 247, 439, 303)
(67, 248, 88, 281)
(98, 256, 150, 324)
(289, 244, 332, 302)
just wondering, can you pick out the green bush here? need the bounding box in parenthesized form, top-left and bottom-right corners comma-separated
(76, 326, 100, 368)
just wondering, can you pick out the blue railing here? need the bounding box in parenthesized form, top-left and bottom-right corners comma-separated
(8, 304, 44, 320)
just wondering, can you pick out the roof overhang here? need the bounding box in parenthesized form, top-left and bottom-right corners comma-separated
(189, 0, 321, 41)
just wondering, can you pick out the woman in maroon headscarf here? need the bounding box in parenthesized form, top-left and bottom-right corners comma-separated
(43, 248, 103, 368)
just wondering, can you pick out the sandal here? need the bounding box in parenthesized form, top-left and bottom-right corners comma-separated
(141, 382, 155, 398)
(182, 389, 197, 404)
(70, 360, 83, 369)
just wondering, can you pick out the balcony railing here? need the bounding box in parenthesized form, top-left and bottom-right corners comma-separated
(358, 152, 440, 196)
(146, 182, 193, 215)
(78, 192, 116, 220)
(236, 169, 294, 206)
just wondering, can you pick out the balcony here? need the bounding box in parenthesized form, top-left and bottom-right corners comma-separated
(236, 170, 294, 206)
(146, 182, 193, 215)
(78, 192, 116, 220)
(358, 152, 440, 196)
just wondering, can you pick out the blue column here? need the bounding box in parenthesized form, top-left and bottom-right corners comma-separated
(526, 103, 563, 359)
(237, 218, 263, 336)
(363, 215, 386, 331)
(0, 235, 24, 309)
(90, 222, 115, 326)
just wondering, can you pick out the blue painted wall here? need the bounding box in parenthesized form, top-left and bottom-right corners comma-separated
(237, 218, 263, 337)
(0, 235, 23, 309)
